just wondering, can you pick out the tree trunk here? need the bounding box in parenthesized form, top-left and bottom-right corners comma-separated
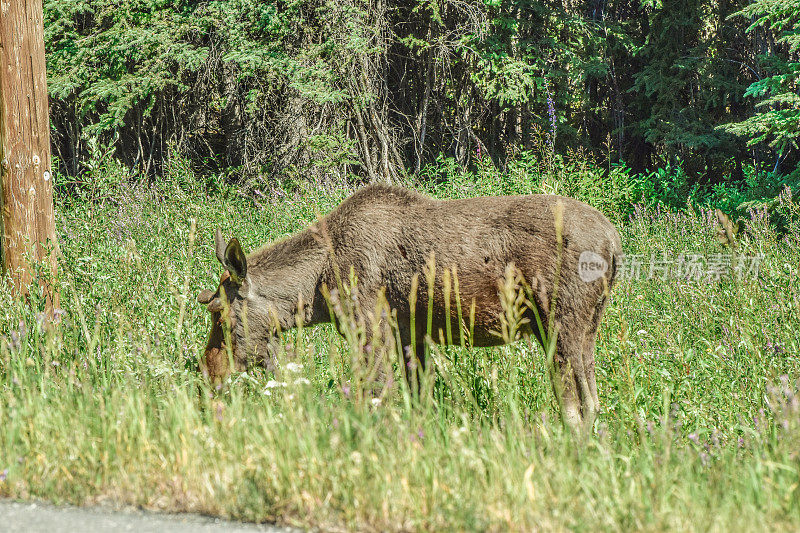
(0, 0, 58, 311)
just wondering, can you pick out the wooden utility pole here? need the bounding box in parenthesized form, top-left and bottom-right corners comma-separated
(0, 0, 58, 310)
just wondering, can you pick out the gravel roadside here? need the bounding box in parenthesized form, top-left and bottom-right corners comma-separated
(0, 499, 300, 533)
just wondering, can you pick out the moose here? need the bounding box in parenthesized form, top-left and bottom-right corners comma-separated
(198, 185, 622, 430)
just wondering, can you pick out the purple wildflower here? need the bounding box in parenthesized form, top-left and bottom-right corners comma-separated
(543, 78, 557, 151)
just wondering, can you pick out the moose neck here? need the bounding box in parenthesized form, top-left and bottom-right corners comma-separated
(245, 229, 329, 332)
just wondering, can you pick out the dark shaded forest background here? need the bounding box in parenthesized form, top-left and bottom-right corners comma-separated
(43, 0, 799, 188)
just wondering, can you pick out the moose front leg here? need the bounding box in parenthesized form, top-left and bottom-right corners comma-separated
(397, 319, 428, 396)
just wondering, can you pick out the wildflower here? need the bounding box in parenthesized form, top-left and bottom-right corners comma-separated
(293, 377, 310, 386)
(688, 432, 700, 444)
(264, 380, 286, 395)
(342, 383, 351, 398)
(53, 308, 67, 323)
(371, 398, 382, 407)
(285, 362, 303, 373)
(452, 426, 468, 439)
(10, 331, 20, 351)
(0, 469, 7, 482)
(543, 77, 557, 150)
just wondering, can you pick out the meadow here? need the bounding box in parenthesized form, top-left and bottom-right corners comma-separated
(0, 158, 799, 531)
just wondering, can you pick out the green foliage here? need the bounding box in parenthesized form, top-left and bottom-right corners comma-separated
(719, 0, 800, 160)
(631, 163, 703, 210)
(41, 0, 796, 184)
(709, 167, 799, 213)
(45, 0, 207, 133)
(632, 0, 751, 163)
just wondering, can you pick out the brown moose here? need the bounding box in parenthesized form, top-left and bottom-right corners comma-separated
(198, 184, 621, 430)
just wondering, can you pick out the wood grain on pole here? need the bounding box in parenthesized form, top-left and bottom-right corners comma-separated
(0, 0, 58, 310)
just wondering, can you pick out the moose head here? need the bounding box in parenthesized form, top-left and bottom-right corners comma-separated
(197, 228, 250, 384)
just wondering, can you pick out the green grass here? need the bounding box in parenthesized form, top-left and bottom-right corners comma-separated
(1, 170, 799, 531)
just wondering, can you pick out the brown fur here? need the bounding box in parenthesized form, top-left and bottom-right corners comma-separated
(199, 184, 622, 429)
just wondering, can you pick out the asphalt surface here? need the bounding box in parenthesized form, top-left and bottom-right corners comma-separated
(0, 500, 298, 533)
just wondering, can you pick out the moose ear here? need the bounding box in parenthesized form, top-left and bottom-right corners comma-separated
(225, 238, 247, 283)
(214, 228, 227, 266)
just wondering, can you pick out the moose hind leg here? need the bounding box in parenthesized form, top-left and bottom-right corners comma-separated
(580, 295, 609, 429)
(556, 298, 609, 432)
(553, 331, 587, 431)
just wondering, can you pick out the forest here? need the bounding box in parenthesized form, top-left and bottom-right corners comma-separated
(44, 0, 799, 188)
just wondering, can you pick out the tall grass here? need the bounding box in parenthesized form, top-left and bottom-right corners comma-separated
(1, 172, 799, 531)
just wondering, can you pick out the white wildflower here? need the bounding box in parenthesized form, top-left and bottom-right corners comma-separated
(452, 426, 468, 437)
(371, 398, 382, 407)
(264, 380, 286, 394)
(285, 362, 304, 373)
(294, 377, 311, 386)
